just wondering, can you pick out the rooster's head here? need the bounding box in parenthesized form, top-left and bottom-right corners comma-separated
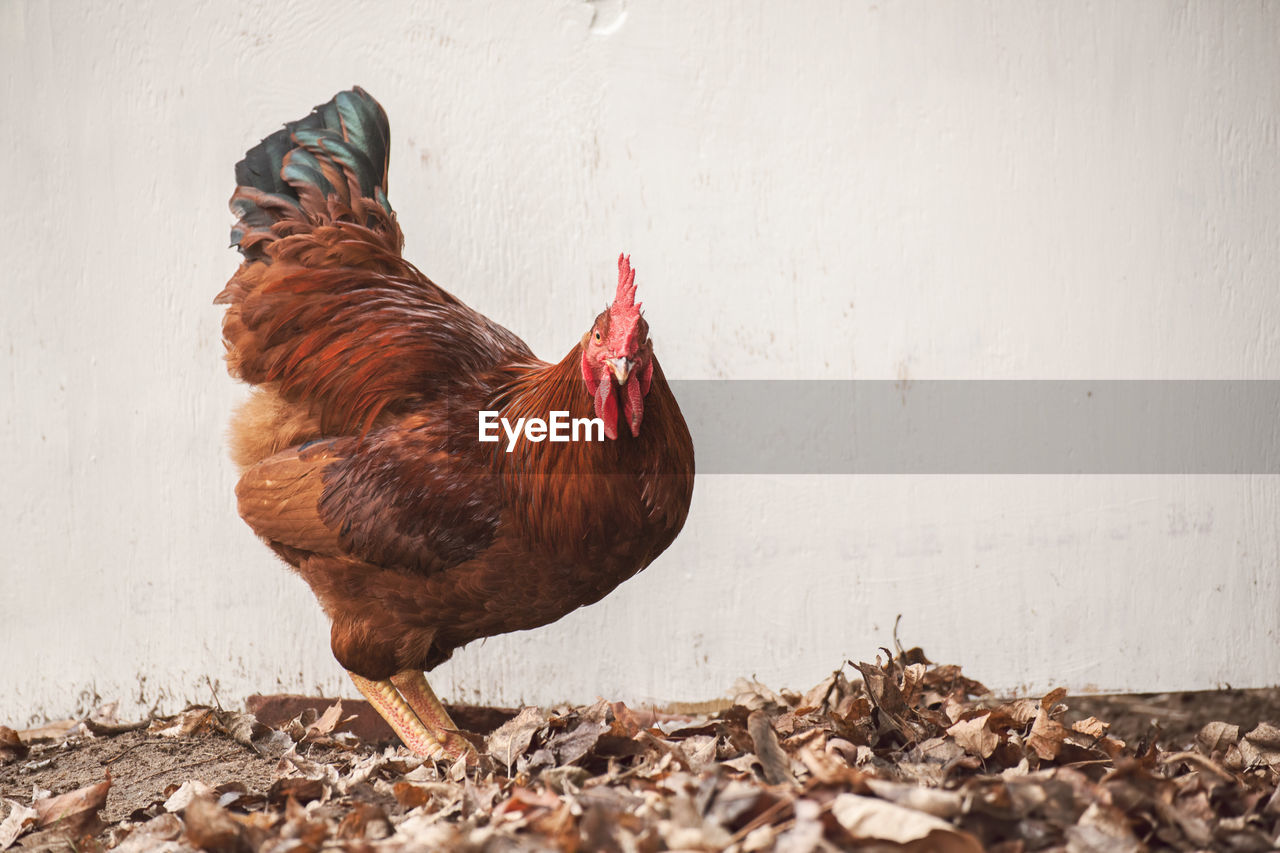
(581, 254, 654, 440)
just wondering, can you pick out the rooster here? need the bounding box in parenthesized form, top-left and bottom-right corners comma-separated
(216, 88, 695, 761)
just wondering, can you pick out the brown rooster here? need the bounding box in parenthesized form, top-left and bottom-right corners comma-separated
(216, 88, 695, 761)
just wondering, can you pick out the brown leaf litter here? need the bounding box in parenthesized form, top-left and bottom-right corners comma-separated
(3, 652, 1280, 851)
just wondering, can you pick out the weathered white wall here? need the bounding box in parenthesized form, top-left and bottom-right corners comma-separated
(3, 1, 1279, 725)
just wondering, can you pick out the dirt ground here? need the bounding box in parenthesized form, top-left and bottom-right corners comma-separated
(3, 657, 1280, 851)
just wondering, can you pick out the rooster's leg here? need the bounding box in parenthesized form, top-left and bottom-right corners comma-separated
(346, 671, 448, 759)
(391, 669, 476, 761)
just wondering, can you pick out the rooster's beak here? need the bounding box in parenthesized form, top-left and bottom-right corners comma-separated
(607, 357, 633, 384)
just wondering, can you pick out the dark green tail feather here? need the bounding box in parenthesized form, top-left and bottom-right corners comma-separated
(231, 87, 392, 251)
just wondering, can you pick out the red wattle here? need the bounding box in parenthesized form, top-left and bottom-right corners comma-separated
(594, 376, 618, 440)
(622, 372, 645, 437)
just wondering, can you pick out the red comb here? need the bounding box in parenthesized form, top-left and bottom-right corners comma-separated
(615, 253, 640, 312)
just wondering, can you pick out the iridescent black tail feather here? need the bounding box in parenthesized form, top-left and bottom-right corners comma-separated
(230, 87, 393, 259)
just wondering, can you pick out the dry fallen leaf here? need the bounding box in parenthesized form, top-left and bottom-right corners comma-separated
(182, 795, 244, 853)
(732, 678, 787, 711)
(0, 801, 37, 850)
(82, 702, 148, 737)
(303, 701, 345, 739)
(164, 779, 215, 813)
(493, 786, 562, 820)
(1026, 692, 1071, 762)
(280, 748, 342, 787)
(774, 797, 823, 851)
(485, 706, 547, 768)
(545, 700, 610, 766)
(217, 710, 294, 758)
(1071, 800, 1143, 851)
(1071, 715, 1109, 739)
(16, 719, 77, 745)
(1196, 720, 1239, 754)
(831, 793, 984, 853)
(865, 778, 965, 819)
(1239, 721, 1280, 773)
(33, 775, 111, 839)
(268, 776, 326, 806)
(151, 707, 215, 738)
(747, 710, 795, 786)
(948, 713, 998, 759)
(0, 730, 26, 766)
(336, 801, 392, 841)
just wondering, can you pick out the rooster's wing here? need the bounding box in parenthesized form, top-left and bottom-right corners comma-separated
(235, 425, 503, 577)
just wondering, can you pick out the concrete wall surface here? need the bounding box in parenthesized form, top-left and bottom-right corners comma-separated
(2, 1, 1279, 724)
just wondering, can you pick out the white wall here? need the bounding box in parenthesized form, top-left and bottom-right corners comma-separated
(3, 1, 1279, 725)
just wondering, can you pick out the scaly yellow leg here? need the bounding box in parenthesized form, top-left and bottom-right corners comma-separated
(347, 671, 447, 759)
(391, 670, 476, 762)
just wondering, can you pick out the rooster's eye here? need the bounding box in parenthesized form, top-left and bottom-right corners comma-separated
(593, 331, 602, 342)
